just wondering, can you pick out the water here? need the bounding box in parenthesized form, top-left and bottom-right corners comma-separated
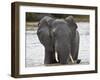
(77, 22, 90, 64)
(25, 22, 90, 67)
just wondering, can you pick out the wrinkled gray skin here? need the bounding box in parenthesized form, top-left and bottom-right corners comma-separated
(37, 16, 79, 64)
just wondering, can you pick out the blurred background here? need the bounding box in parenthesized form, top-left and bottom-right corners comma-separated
(26, 13, 89, 22)
(25, 12, 90, 67)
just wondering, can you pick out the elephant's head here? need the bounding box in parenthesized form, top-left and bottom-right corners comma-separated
(38, 16, 78, 38)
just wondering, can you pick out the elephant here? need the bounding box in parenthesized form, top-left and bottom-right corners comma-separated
(37, 16, 80, 64)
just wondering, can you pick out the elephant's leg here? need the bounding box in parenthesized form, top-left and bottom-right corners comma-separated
(44, 45, 57, 64)
(51, 46, 58, 63)
(44, 48, 52, 64)
(71, 31, 81, 63)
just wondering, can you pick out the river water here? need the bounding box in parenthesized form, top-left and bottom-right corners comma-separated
(25, 22, 90, 67)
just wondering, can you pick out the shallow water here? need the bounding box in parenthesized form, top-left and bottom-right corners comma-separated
(25, 22, 90, 67)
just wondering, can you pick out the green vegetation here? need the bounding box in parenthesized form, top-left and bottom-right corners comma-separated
(26, 13, 39, 22)
(26, 12, 89, 22)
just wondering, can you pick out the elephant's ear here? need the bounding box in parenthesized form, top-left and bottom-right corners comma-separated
(45, 16, 55, 27)
(38, 16, 54, 27)
(65, 16, 78, 30)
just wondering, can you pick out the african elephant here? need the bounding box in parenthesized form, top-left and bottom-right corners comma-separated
(37, 16, 80, 64)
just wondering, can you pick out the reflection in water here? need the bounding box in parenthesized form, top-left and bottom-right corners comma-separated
(25, 22, 90, 67)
